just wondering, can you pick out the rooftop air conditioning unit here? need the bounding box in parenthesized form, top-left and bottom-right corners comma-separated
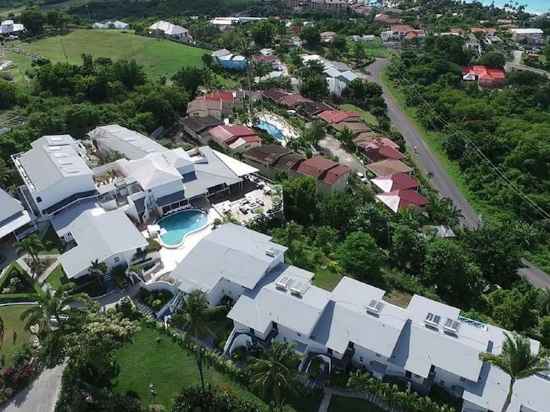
(265, 247, 278, 257)
(366, 299, 384, 315)
(275, 276, 290, 291)
(425, 312, 441, 329)
(443, 318, 460, 335)
(290, 281, 309, 297)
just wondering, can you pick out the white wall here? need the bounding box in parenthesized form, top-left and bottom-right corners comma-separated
(208, 278, 247, 306)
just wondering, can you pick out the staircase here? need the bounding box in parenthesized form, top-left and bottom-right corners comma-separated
(132, 298, 155, 319)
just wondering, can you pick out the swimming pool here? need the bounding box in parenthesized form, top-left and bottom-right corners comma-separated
(256, 120, 285, 142)
(158, 209, 208, 248)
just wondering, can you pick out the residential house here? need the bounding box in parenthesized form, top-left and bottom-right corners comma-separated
(370, 173, 419, 192)
(375, 189, 427, 213)
(170, 223, 288, 305)
(358, 138, 404, 162)
(301, 55, 360, 96)
(333, 121, 371, 135)
(297, 101, 333, 119)
(93, 20, 129, 30)
(0, 188, 32, 240)
(367, 159, 413, 177)
(318, 110, 361, 125)
(207, 125, 262, 153)
(187, 91, 239, 119)
(59, 209, 148, 279)
(0, 20, 24, 36)
(210, 16, 266, 31)
(180, 116, 223, 143)
(381, 24, 425, 42)
(242, 144, 293, 176)
(148, 21, 193, 42)
(462, 66, 506, 88)
(311, 0, 349, 11)
(12, 135, 96, 219)
(374, 13, 402, 25)
(262, 89, 312, 108)
(509, 28, 544, 46)
(320, 31, 337, 43)
(212, 49, 248, 71)
(89, 125, 167, 160)
(294, 156, 351, 193)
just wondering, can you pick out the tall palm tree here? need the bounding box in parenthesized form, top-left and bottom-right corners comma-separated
(17, 235, 45, 277)
(20, 283, 91, 337)
(480, 332, 549, 412)
(179, 290, 212, 392)
(250, 342, 297, 411)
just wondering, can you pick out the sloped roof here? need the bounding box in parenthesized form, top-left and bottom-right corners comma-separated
(319, 110, 361, 124)
(322, 164, 351, 185)
(149, 21, 189, 36)
(296, 156, 338, 178)
(90, 125, 167, 160)
(376, 190, 427, 212)
(243, 144, 292, 165)
(367, 159, 413, 177)
(59, 209, 147, 278)
(371, 173, 418, 192)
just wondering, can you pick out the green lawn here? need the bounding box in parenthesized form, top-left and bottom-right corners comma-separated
(340, 103, 379, 126)
(44, 265, 68, 290)
(6, 29, 208, 83)
(313, 268, 342, 292)
(328, 395, 384, 412)
(0, 304, 35, 369)
(113, 325, 268, 410)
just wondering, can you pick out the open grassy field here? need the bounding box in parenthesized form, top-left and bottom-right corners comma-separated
(5, 29, 208, 82)
(0, 304, 34, 369)
(113, 324, 321, 411)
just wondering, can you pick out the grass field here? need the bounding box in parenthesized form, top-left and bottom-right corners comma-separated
(6, 29, 208, 83)
(44, 265, 68, 290)
(328, 395, 384, 412)
(0, 304, 34, 369)
(313, 268, 342, 292)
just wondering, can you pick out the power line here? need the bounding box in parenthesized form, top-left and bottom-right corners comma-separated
(388, 69, 550, 220)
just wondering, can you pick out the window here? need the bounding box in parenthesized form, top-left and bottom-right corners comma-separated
(405, 371, 412, 379)
(114, 257, 120, 263)
(375, 353, 380, 357)
(440, 380, 445, 386)
(359, 357, 363, 362)
(297, 333, 301, 337)
(36, 196, 42, 203)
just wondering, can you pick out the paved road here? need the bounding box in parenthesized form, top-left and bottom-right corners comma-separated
(505, 51, 550, 79)
(4, 364, 64, 412)
(365, 58, 550, 289)
(365, 59, 480, 228)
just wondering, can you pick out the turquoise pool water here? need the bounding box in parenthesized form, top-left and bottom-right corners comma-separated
(256, 120, 285, 142)
(158, 209, 208, 247)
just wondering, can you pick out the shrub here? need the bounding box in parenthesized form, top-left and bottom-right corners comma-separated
(172, 385, 262, 412)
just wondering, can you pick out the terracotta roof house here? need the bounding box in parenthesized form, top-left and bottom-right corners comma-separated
(273, 152, 306, 175)
(359, 139, 404, 162)
(181, 116, 223, 143)
(353, 131, 391, 144)
(318, 110, 361, 125)
(262, 89, 311, 108)
(253, 54, 280, 68)
(187, 91, 238, 119)
(208, 125, 262, 153)
(262, 88, 289, 102)
(376, 190, 427, 213)
(242, 145, 292, 177)
(382, 24, 425, 42)
(295, 156, 351, 192)
(367, 159, 413, 177)
(371, 173, 419, 192)
(297, 101, 333, 118)
(374, 13, 402, 25)
(462, 66, 506, 88)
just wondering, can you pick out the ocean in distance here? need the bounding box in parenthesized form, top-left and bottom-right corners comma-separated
(474, 0, 549, 14)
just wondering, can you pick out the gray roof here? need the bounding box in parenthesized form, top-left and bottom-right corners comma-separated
(0, 187, 24, 224)
(59, 209, 147, 278)
(50, 198, 99, 237)
(171, 223, 287, 294)
(90, 125, 167, 160)
(17, 135, 93, 192)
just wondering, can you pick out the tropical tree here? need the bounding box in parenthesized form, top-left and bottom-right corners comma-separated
(249, 342, 298, 411)
(178, 290, 212, 391)
(16, 235, 45, 278)
(89, 259, 108, 289)
(480, 333, 549, 412)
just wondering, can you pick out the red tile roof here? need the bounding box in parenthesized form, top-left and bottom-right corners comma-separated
(463, 65, 506, 81)
(209, 124, 257, 144)
(279, 94, 311, 108)
(373, 173, 418, 191)
(204, 91, 235, 102)
(391, 189, 428, 209)
(319, 110, 361, 124)
(322, 164, 351, 185)
(296, 156, 338, 178)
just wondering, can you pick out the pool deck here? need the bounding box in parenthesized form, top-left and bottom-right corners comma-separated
(256, 112, 300, 146)
(150, 208, 222, 283)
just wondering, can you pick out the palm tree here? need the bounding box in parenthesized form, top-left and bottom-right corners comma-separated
(480, 332, 549, 412)
(89, 259, 108, 289)
(249, 342, 298, 411)
(20, 283, 91, 337)
(179, 290, 212, 391)
(17, 235, 45, 278)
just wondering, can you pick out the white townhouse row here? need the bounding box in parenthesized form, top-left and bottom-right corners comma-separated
(170, 223, 550, 412)
(12, 126, 257, 280)
(300, 54, 359, 96)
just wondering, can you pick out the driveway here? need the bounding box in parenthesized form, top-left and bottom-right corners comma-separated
(4, 364, 64, 412)
(365, 59, 480, 229)
(318, 135, 365, 174)
(365, 58, 550, 289)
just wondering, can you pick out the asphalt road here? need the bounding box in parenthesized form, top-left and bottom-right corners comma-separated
(365, 58, 550, 289)
(365, 59, 481, 229)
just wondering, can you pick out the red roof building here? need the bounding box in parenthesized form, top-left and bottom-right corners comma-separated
(204, 91, 235, 102)
(295, 156, 338, 178)
(319, 110, 361, 124)
(370, 173, 419, 192)
(462, 66, 506, 88)
(322, 164, 351, 186)
(208, 125, 261, 152)
(294, 156, 351, 192)
(376, 189, 427, 213)
(358, 138, 404, 162)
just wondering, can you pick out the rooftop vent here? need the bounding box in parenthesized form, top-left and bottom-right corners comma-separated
(425, 312, 441, 329)
(265, 247, 278, 257)
(275, 276, 290, 291)
(443, 318, 460, 335)
(290, 281, 309, 297)
(366, 299, 384, 316)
